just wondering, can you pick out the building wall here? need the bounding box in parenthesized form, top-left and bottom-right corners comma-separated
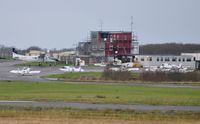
(0, 46, 12, 58)
(181, 53, 200, 70)
(26, 50, 45, 56)
(90, 31, 133, 57)
(135, 55, 196, 69)
(181, 53, 200, 60)
(90, 31, 105, 57)
(103, 32, 132, 57)
(131, 41, 139, 55)
(77, 31, 136, 64)
(78, 42, 91, 56)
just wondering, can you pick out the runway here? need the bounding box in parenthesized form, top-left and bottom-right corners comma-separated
(0, 60, 104, 82)
(0, 60, 62, 82)
(0, 100, 200, 112)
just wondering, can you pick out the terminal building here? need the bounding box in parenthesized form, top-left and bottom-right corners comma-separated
(77, 31, 139, 64)
(135, 54, 199, 70)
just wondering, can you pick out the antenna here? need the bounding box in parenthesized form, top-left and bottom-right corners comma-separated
(100, 19, 103, 31)
(131, 16, 133, 33)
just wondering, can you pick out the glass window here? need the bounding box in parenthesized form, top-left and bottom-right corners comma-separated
(165, 57, 170, 62)
(172, 57, 177, 62)
(149, 57, 152, 61)
(186, 58, 191, 62)
(124, 35, 127, 40)
(161, 57, 163, 61)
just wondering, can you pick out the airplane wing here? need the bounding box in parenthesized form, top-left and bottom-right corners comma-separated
(29, 71, 41, 74)
(59, 68, 68, 72)
(10, 70, 20, 74)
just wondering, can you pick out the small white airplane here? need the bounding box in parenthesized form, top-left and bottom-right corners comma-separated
(10, 67, 41, 75)
(145, 63, 194, 73)
(159, 63, 182, 72)
(59, 66, 84, 72)
(94, 62, 106, 67)
(12, 48, 58, 62)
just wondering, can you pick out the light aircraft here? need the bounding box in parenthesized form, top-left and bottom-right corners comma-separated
(10, 67, 41, 75)
(145, 63, 194, 73)
(159, 63, 182, 72)
(94, 62, 106, 67)
(12, 48, 58, 62)
(59, 66, 84, 72)
(108, 63, 140, 72)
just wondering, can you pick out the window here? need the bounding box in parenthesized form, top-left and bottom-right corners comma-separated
(92, 45, 97, 50)
(124, 35, 127, 40)
(182, 58, 185, 62)
(165, 57, 170, 62)
(186, 58, 191, 62)
(157, 57, 159, 62)
(149, 57, 152, 61)
(117, 35, 119, 40)
(141, 58, 144, 61)
(109, 45, 113, 51)
(110, 38, 113, 43)
(178, 58, 181, 62)
(194, 57, 196, 61)
(113, 35, 116, 40)
(172, 57, 177, 62)
(161, 57, 163, 61)
(147, 57, 152, 61)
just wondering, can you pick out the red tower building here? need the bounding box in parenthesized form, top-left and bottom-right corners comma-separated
(89, 31, 134, 63)
(102, 32, 132, 57)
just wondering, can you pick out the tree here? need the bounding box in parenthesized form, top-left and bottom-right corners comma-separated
(26, 46, 42, 52)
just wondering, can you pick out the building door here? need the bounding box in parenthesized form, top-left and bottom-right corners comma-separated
(196, 61, 200, 70)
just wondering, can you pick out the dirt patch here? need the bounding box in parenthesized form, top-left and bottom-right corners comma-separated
(0, 117, 199, 124)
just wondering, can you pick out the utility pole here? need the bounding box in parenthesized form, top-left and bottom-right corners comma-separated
(100, 19, 103, 31)
(131, 16, 133, 33)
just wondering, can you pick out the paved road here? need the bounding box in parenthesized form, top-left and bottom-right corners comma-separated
(0, 100, 199, 112)
(0, 60, 62, 82)
(0, 60, 104, 82)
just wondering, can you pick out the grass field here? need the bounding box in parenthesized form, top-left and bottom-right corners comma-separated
(46, 72, 102, 79)
(0, 107, 199, 124)
(45, 72, 200, 85)
(45, 72, 140, 81)
(0, 80, 200, 106)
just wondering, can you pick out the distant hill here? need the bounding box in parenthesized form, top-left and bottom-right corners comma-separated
(139, 43, 200, 55)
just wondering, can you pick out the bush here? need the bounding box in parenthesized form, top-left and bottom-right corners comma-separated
(102, 66, 132, 81)
(140, 71, 200, 82)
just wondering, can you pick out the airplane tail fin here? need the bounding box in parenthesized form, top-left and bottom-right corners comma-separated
(12, 48, 18, 54)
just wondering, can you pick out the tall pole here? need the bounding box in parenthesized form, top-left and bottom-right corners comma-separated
(100, 19, 103, 31)
(131, 16, 133, 33)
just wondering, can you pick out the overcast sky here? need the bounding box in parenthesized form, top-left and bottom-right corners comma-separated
(0, 0, 199, 49)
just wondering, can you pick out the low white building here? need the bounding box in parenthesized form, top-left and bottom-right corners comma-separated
(181, 53, 200, 60)
(181, 53, 200, 70)
(135, 55, 197, 69)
